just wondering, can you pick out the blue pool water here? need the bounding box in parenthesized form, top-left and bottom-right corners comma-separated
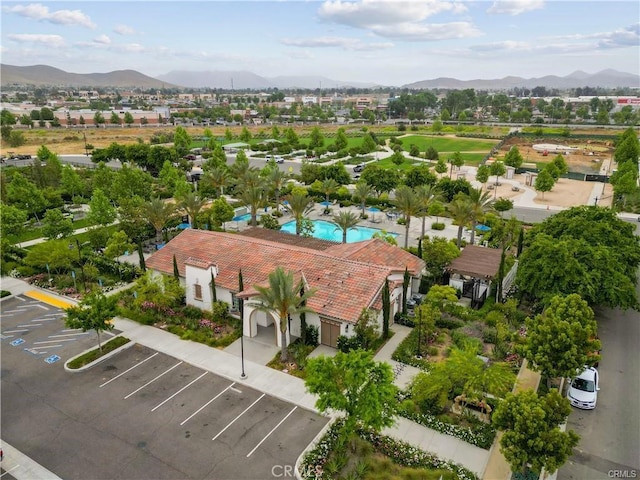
(280, 220, 398, 243)
(232, 213, 252, 222)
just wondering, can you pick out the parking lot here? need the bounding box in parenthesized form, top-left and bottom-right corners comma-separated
(1, 294, 328, 480)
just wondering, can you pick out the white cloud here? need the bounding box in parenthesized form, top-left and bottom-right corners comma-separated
(549, 23, 639, 49)
(487, 0, 545, 16)
(3, 3, 96, 28)
(115, 43, 146, 53)
(317, 0, 472, 40)
(93, 34, 111, 45)
(113, 24, 135, 36)
(7, 33, 65, 48)
(281, 36, 394, 50)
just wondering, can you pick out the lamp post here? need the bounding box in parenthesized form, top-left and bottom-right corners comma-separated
(239, 297, 247, 379)
(415, 305, 422, 358)
(71, 239, 88, 292)
(83, 132, 89, 157)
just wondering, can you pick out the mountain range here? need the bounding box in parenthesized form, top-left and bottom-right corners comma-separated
(1, 64, 639, 91)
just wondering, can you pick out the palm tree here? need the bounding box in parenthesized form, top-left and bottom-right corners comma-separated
(394, 185, 420, 248)
(204, 166, 230, 198)
(284, 191, 314, 235)
(353, 181, 374, 218)
(468, 187, 495, 245)
(321, 178, 339, 207)
(447, 193, 474, 247)
(415, 184, 443, 240)
(267, 168, 286, 213)
(143, 197, 176, 242)
(331, 211, 360, 243)
(249, 267, 316, 362)
(238, 170, 266, 227)
(177, 192, 207, 229)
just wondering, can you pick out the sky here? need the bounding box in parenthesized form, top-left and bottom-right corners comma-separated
(1, 0, 639, 86)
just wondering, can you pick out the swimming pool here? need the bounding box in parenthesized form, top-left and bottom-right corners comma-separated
(232, 213, 252, 222)
(280, 220, 398, 243)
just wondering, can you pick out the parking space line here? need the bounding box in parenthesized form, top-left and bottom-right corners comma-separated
(151, 372, 208, 412)
(62, 329, 82, 332)
(48, 333, 90, 338)
(246, 406, 298, 458)
(124, 361, 183, 399)
(33, 339, 76, 344)
(1, 464, 21, 477)
(3, 329, 29, 334)
(17, 324, 40, 327)
(31, 345, 62, 350)
(99, 352, 159, 388)
(212, 393, 266, 441)
(180, 382, 236, 426)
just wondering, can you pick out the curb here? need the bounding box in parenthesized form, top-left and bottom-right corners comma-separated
(64, 336, 134, 372)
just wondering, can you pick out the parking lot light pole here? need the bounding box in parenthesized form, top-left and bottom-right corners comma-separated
(239, 298, 247, 380)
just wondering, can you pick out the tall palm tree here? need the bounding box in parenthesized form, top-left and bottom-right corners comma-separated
(415, 184, 443, 240)
(447, 193, 474, 247)
(468, 187, 495, 245)
(177, 192, 207, 229)
(204, 166, 230, 198)
(144, 197, 176, 242)
(353, 181, 374, 218)
(249, 267, 316, 362)
(394, 185, 420, 248)
(321, 178, 339, 206)
(284, 191, 314, 235)
(238, 170, 266, 227)
(331, 211, 360, 244)
(268, 168, 286, 213)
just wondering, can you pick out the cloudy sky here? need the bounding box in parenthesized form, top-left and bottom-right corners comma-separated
(1, 0, 638, 86)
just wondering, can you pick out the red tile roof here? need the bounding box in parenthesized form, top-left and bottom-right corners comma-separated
(146, 230, 406, 323)
(324, 239, 425, 276)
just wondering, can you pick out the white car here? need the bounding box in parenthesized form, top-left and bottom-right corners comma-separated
(567, 367, 599, 409)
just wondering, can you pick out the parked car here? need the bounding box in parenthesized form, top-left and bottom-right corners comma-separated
(353, 163, 365, 173)
(567, 366, 599, 409)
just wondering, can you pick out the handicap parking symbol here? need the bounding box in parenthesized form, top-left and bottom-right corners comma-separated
(45, 355, 61, 364)
(10, 338, 25, 346)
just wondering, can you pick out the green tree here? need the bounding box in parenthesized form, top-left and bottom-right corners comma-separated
(209, 197, 235, 230)
(414, 184, 442, 239)
(305, 350, 396, 438)
(6, 172, 47, 222)
(283, 191, 314, 235)
(308, 126, 325, 150)
(534, 169, 555, 199)
(447, 193, 473, 247)
(504, 146, 524, 168)
(331, 211, 360, 244)
(65, 292, 117, 352)
(42, 209, 74, 240)
(249, 267, 316, 362)
(143, 197, 176, 242)
(435, 158, 448, 175)
(61, 164, 85, 200)
(24, 240, 77, 274)
(448, 152, 464, 179)
(475, 164, 490, 184)
(524, 294, 601, 381)
(382, 278, 390, 339)
(493, 197, 514, 217)
(468, 187, 495, 245)
(104, 230, 134, 260)
(334, 128, 348, 150)
(111, 164, 153, 203)
(239, 126, 252, 143)
(421, 236, 460, 283)
(353, 181, 374, 218)
(361, 165, 400, 197)
(177, 192, 207, 229)
(490, 161, 506, 186)
(1, 202, 28, 238)
(492, 390, 579, 476)
(110, 111, 122, 125)
(134, 270, 184, 310)
(174, 126, 192, 157)
(551, 154, 568, 176)
(238, 170, 265, 227)
(394, 185, 420, 248)
(123, 111, 134, 126)
(87, 188, 117, 227)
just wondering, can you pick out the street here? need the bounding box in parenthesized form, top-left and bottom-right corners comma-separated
(558, 285, 640, 479)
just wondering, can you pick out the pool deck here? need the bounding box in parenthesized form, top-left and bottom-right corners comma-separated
(235, 204, 467, 248)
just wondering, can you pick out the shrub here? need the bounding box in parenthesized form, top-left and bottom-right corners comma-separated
(435, 317, 465, 330)
(336, 335, 361, 353)
(431, 222, 446, 230)
(305, 324, 320, 346)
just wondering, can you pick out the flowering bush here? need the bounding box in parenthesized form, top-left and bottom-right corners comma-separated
(361, 430, 479, 480)
(199, 318, 223, 334)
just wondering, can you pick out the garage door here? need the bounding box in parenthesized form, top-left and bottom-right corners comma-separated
(320, 319, 341, 348)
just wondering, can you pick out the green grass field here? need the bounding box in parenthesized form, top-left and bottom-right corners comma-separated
(400, 135, 499, 153)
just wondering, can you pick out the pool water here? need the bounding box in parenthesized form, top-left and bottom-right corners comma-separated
(232, 213, 252, 222)
(280, 220, 398, 243)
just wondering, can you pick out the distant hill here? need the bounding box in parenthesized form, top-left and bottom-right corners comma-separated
(403, 69, 640, 90)
(156, 70, 378, 89)
(0, 64, 177, 88)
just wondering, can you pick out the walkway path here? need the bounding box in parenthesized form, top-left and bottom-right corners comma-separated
(0, 281, 490, 478)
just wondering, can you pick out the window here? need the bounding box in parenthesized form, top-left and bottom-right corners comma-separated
(194, 283, 202, 301)
(231, 293, 240, 312)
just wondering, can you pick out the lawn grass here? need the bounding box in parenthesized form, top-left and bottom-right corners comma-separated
(66, 336, 130, 369)
(400, 135, 499, 153)
(7, 217, 97, 244)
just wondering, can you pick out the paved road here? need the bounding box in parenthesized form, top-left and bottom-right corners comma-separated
(558, 291, 640, 479)
(1, 295, 327, 480)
